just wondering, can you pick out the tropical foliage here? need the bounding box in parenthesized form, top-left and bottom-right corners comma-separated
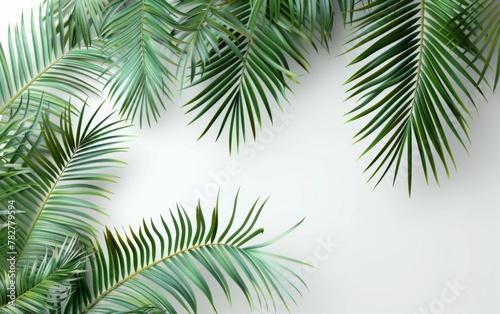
(1, 187, 306, 313)
(0, 0, 499, 312)
(0, 0, 107, 124)
(0, 2, 307, 312)
(4, 0, 495, 192)
(1, 103, 129, 262)
(339, 0, 499, 192)
(0, 236, 87, 312)
(65, 194, 305, 313)
(181, 0, 334, 150)
(44, 0, 500, 191)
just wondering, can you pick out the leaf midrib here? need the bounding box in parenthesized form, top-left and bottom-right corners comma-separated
(409, 0, 426, 115)
(83, 242, 234, 312)
(19, 138, 83, 259)
(139, 0, 147, 75)
(197, 0, 216, 30)
(0, 54, 65, 116)
(180, 0, 217, 56)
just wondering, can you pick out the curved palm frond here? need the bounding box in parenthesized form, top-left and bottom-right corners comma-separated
(100, 0, 180, 126)
(342, 0, 485, 193)
(184, 1, 311, 151)
(0, 103, 129, 263)
(65, 193, 306, 313)
(0, 236, 86, 313)
(0, 0, 108, 125)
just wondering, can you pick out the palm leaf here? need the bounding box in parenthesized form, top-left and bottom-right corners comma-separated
(0, 236, 87, 313)
(0, 0, 111, 215)
(0, 0, 108, 126)
(99, 0, 180, 126)
(65, 192, 307, 313)
(184, 1, 310, 152)
(0, 103, 129, 264)
(342, 0, 485, 193)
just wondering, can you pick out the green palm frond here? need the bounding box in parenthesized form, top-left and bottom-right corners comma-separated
(184, 1, 311, 151)
(100, 0, 180, 126)
(0, 236, 87, 313)
(445, 0, 500, 89)
(0, 104, 129, 263)
(0, 0, 108, 125)
(342, 0, 485, 193)
(66, 193, 306, 313)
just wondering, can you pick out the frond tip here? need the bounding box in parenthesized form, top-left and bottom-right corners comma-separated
(67, 192, 307, 313)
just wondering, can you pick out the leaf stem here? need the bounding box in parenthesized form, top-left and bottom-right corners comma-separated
(410, 0, 426, 111)
(19, 127, 83, 259)
(83, 242, 234, 312)
(0, 54, 65, 116)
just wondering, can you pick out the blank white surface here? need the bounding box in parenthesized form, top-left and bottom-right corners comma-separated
(2, 2, 500, 313)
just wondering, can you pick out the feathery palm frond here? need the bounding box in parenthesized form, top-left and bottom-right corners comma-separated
(65, 193, 306, 313)
(0, 0, 108, 125)
(0, 236, 87, 313)
(342, 0, 485, 193)
(184, 1, 312, 151)
(100, 0, 180, 126)
(0, 104, 129, 263)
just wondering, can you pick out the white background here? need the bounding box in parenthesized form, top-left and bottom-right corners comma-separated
(2, 1, 500, 313)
